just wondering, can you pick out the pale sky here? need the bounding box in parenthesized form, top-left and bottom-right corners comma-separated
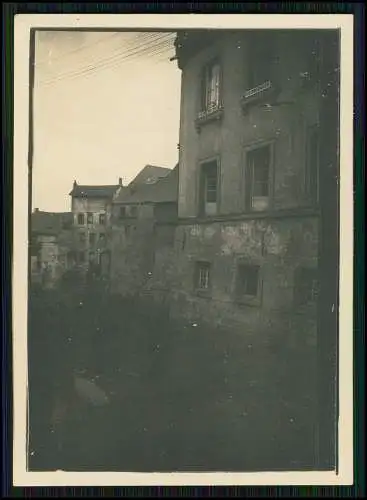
(32, 30, 181, 212)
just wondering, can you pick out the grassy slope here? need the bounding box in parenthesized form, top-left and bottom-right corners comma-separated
(27, 286, 318, 472)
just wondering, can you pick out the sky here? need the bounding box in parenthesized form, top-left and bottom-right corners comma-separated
(32, 31, 181, 212)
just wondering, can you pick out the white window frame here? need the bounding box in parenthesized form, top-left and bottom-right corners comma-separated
(201, 60, 222, 113)
(195, 261, 212, 292)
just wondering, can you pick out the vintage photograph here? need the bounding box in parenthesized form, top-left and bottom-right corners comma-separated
(23, 22, 345, 478)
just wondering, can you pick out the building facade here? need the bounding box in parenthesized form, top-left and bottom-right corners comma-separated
(160, 29, 325, 345)
(30, 209, 73, 288)
(69, 179, 123, 278)
(109, 165, 178, 297)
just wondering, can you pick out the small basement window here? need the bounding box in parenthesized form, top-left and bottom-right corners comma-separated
(195, 261, 211, 291)
(236, 264, 260, 300)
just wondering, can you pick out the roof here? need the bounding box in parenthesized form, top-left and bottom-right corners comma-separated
(115, 165, 178, 204)
(31, 211, 73, 236)
(69, 184, 121, 198)
(129, 165, 172, 187)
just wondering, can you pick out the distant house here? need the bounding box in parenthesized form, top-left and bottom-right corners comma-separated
(69, 179, 123, 277)
(113, 164, 177, 222)
(110, 165, 178, 296)
(30, 209, 73, 288)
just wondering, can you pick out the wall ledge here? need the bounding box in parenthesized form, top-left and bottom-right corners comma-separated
(176, 207, 320, 226)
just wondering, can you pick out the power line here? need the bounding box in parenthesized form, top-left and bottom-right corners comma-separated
(39, 44, 174, 88)
(37, 32, 173, 69)
(38, 34, 174, 85)
(36, 32, 121, 66)
(39, 42, 174, 88)
(38, 35, 175, 87)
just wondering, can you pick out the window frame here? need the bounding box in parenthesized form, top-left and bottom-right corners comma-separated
(198, 156, 221, 217)
(194, 261, 212, 294)
(119, 206, 127, 219)
(243, 140, 275, 213)
(86, 212, 94, 225)
(234, 259, 263, 306)
(200, 58, 223, 114)
(99, 213, 106, 225)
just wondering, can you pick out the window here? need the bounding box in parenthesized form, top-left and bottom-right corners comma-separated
(89, 251, 95, 263)
(305, 126, 320, 204)
(77, 213, 85, 225)
(246, 144, 271, 211)
(199, 160, 218, 216)
(237, 264, 260, 298)
(247, 36, 274, 89)
(89, 232, 96, 245)
(119, 206, 126, 219)
(87, 212, 94, 225)
(201, 60, 221, 113)
(294, 267, 319, 307)
(129, 206, 138, 218)
(99, 213, 106, 225)
(79, 232, 86, 244)
(196, 261, 211, 290)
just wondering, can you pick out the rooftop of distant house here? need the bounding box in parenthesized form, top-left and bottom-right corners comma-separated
(69, 178, 123, 198)
(115, 164, 178, 204)
(31, 210, 73, 235)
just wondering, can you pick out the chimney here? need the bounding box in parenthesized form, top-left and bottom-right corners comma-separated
(119, 177, 122, 186)
(35, 208, 39, 213)
(73, 180, 77, 187)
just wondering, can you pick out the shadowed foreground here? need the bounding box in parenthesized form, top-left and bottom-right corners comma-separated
(28, 287, 318, 472)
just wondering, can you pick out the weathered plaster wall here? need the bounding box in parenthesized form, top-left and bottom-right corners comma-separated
(32, 235, 60, 288)
(146, 215, 318, 347)
(109, 216, 155, 296)
(109, 203, 177, 296)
